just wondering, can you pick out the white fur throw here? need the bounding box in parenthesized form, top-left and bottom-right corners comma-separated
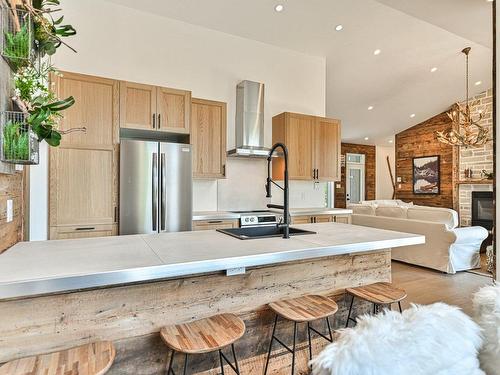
(473, 283, 500, 375)
(311, 303, 484, 375)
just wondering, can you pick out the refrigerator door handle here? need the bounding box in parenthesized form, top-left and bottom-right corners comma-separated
(160, 152, 166, 231)
(152, 152, 158, 231)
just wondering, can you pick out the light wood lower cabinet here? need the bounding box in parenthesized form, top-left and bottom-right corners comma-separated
(191, 98, 227, 179)
(49, 72, 119, 240)
(192, 219, 239, 231)
(291, 214, 351, 224)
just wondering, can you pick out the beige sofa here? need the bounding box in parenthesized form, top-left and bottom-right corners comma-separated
(350, 201, 488, 274)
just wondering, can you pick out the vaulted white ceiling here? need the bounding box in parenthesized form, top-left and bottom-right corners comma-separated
(106, 0, 493, 145)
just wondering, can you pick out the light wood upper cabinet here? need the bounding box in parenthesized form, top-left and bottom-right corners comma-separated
(314, 117, 341, 181)
(157, 87, 191, 133)
(272, 112, 341, 181)
(50, 72, 119, 240)
(191, 98, 227, 179)
(119, 82, 156, 131)
(119, 81, 190, 134)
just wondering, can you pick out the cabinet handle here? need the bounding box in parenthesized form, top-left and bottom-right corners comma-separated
(223, 164, 226, 176)
(75, 227, 95, 231)
(208, 220, 223, 224)
(152, 114, 156, 129)
(158, 114, 161, 129)
(114, 206, 118, 222)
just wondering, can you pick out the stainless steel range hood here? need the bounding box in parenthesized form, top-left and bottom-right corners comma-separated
(228, 80, 269, 158)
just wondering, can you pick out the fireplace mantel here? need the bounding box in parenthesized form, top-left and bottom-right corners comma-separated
(457, 180, 494, 185)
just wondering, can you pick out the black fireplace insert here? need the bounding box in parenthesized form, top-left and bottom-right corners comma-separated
(471, 191, 494, 231)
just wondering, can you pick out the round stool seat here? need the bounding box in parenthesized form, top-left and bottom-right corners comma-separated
(160, 313, 245, 354)
(269, 294, 339, 322)
(346, 282, 407, 305)
(0, 341, 115, 375)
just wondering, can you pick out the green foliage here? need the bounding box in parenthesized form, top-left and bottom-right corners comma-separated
(28, 96, 75, 146)
(2, 120, 31, 161)
(32, 0, 76, 56)
(3, 24, 31, 71)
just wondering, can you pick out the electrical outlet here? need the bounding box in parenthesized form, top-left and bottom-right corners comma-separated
(226, 267, 246, 276)
(6, 199, 13, 223)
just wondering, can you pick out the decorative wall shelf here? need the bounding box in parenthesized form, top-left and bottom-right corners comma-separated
(457, 180, 493, 185)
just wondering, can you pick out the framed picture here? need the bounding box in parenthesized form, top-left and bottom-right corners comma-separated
(413, 155, 440, 194)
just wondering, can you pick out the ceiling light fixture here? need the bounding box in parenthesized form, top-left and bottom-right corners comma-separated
(274, 4, 284, 12)
(431, 67, 438, 73)
(436, 47, 490, 148)
(410, 114, 416, 118)
(364, 137, 369, 141)
(373, 49, 381, 56)
(388, 139, 393, 143)
(367, 106, 374, 110)
(335, 24, 343, 31)
(475, 80, 482, 86)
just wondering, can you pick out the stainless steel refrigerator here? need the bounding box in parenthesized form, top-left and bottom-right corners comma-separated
(119, 139, 192, 235)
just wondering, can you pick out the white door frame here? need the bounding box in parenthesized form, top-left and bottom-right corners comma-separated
(346, 153, 366, 204)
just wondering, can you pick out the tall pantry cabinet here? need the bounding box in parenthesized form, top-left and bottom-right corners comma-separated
(49, 72, 119, 240)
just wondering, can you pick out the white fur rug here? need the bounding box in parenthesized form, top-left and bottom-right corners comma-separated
(311, 303, 484, 375)
(473, 283, 500, 375)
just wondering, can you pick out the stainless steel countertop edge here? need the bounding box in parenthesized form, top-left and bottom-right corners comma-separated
(0, 235, 424, 301)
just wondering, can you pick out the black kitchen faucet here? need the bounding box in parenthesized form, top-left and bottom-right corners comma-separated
(265, 143, 290, 239)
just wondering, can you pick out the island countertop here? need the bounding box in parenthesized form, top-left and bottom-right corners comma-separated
(0, 223, 424, 300)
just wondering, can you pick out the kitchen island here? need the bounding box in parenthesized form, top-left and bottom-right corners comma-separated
(0, 223, 423, 374)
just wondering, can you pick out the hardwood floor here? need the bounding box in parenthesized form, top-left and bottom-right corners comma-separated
(196, 261, 493, 374)
(392, 260, 493, 316)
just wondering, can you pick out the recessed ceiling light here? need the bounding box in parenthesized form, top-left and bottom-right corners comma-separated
(274, 4, 284, 12)
(486, 0, 493, 3)
(410, 113, 416, 118)
(367, 106, 374, 110)
(431, 67, 438, 73)
(335, 24, 343, 31)
(364, 137, 369, 141)
(388, 139, 393, 143)
(475, 80, 482, 86)
(373, 49, 381, 56)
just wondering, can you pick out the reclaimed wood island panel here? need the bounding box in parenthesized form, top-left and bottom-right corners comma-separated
(0, 223, 424, 374)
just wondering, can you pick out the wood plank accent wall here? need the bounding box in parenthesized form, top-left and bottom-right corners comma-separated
(395, 112, 458, 208)
(335, 143, 376, 208)
(0, 251, 390, 374)
(0, 29, 24, 253)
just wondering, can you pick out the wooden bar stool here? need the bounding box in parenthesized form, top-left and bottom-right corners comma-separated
(160, 313, 245, 374)
(263, 294, 339, 375)
(345, 282, 407, 327)
(0, 341, 115, 375)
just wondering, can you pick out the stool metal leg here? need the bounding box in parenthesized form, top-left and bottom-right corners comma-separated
(167, 350, 175, 375)
(307, 322, 312, 361)
(183, 354, 188, 375)
(326, 316, 333, 342)
(398, 301, 403, 313)
(291, 322, 297, 375)
(263, 314, 279, 375)
(231, 344, 240, 374)
(219, 350, 225, 375)
(345, 294, 355, 327)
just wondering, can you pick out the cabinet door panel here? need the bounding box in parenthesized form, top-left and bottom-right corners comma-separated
(291, 216, 312, 224)
(157, 87, 191, 133)
(335, 215, 351, 224)
(120, 81, 156, 130)
(315, 215, 333, 223)
(286, 114, 314, 180)
(50, 148, 114, 226)
(314, 118, 341, 181)
(192, 220, 238, 231)
(192, 98, 226, 178)
(55, 73, 117, 149)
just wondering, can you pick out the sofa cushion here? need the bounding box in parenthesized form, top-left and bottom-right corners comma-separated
(350, 204, 376, 216)
(407, 206, 458, 229)
(375, 206, 407, 219)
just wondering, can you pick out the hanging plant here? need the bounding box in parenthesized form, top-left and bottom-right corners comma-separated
(6, 0, 82, 150)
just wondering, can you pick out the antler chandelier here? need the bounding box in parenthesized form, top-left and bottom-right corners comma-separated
(435, 47, 490, 148)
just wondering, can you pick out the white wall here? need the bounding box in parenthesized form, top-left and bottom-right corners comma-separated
(29, 0, 326, 237)
(375, 145, 395, 200)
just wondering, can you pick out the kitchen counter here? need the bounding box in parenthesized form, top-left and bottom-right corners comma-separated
(0, 223, 423, 300)
(0, 223, 424, 370)
(192, 208, 352, 221)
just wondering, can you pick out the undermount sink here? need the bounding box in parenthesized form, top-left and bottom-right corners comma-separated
(216, 226, 316, 240)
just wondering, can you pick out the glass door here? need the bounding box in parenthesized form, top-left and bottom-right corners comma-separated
(346, 153, 365, 204)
